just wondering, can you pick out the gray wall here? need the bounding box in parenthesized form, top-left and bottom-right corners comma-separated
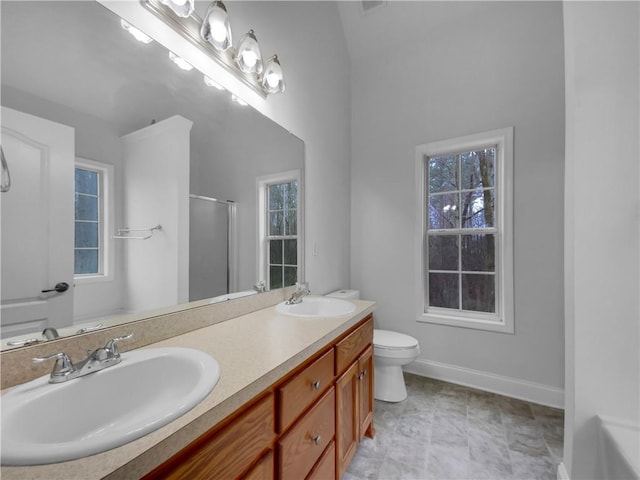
(563, 2, 640, 478)
(190, 106, 304, 293)
(208, 1, 353, 295)
(350, 2, 566, 398)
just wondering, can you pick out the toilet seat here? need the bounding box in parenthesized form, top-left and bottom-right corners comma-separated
(374, 329, 419, 350)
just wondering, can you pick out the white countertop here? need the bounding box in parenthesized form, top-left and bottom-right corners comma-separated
(0, 299, 375, 480)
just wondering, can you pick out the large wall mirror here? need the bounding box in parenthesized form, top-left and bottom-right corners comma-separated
(0, 1, 304, 350)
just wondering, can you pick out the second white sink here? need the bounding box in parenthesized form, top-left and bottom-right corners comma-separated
(1, 347, 220, 466)
(276, 296, 357, 318)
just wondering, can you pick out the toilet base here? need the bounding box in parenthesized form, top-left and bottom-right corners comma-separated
(374, 364, 408, 402)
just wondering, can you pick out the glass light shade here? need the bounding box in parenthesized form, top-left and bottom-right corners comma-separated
(261, 55, 285, 94)
(200, 1, 232, 52)
(204, 75, 224, 90)
(235, 30, 263, 74)
(160, 0, 195, 18)
(120, 20, 153, 44)
(169, 52, 194, 71)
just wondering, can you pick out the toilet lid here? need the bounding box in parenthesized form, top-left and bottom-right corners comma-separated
(373, 329, 418, 349)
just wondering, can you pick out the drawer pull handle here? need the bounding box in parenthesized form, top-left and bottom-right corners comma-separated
(311, 380, 321, 390)
(312, 435, 322, 445)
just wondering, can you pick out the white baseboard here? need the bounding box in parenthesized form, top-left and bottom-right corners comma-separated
(557, 462, 570, 480)
(403, 358, 565, 409)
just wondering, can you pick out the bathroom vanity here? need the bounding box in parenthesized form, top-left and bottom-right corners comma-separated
(0, 297, 375, 480)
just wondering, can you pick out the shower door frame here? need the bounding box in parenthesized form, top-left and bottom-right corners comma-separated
(189, 194, 238, 296)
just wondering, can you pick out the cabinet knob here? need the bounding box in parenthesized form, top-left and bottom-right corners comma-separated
(311, 380, 321, 390)
(312, 435, 322, 445)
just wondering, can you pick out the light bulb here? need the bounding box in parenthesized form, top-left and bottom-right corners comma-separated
(231, 94, 248, 106)
(241, 51, 258, 68)
(204, 75, 224, 90)
(121, 20, 153, 44)
(266, 73, 279, 88)
(169, 52, 193, 71)
(160, 0, 195, 18)
(210, 21, 228, 43)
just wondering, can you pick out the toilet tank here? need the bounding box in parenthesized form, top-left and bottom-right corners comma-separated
(326, 289, 360, 300)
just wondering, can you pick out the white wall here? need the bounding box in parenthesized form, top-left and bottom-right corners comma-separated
(221, 1, 352, 295)
(563, 2, 640, 478)
(350, 2, 566, 403)
(120, 116, 192, 312)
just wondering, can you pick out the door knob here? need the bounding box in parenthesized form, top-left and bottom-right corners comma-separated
(41, 282, 70, 293)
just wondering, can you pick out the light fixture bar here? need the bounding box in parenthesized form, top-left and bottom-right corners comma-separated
(141, 0, 267, 99)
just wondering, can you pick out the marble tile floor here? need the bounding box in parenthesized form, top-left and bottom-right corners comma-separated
(344, 373, 564, 480)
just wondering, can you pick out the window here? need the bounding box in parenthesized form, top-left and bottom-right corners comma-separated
(258, 170, 303, 290)
(415, 128, 514, 333)
(74, 158, 113, 281)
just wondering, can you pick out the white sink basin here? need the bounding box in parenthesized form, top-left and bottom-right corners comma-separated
(276, 296, 357, 318)
(1, 347, 220, 466)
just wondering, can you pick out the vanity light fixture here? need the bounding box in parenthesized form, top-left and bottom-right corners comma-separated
(204, 75, 225, 90)
(169, 51, 194, 71)
(159, 0, 195, 18)
(261, 55, 285, 94)
(120, 20, 153, 44)
(141, 0, 286, 98)
(234, 30, 263, 75)
(200, 0, 232, 52)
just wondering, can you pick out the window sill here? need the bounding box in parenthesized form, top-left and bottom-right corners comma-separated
(417, 312, 514, 334)
(74, 274, 113, 285)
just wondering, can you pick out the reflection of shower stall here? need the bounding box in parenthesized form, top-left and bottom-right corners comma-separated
(189, 195, 237, 302)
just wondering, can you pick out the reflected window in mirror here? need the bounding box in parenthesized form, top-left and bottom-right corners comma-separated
(74, 158, 114, 283)
(258, 171, 301, 290)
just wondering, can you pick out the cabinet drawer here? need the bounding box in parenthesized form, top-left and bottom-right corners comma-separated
(278, 387, 336, 480)
(335, 317, 373, 375)
(278, 349, 334, 432)
(307, 441, 336, 480)
(156, 393, 275, 480)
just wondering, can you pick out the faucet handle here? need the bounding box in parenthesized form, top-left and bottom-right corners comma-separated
(104, 333, 133, 357)
(33, 352, 75, 377)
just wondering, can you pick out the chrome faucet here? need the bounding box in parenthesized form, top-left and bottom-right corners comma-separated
(285, 283, 311, 305)
(33, 333, 133, 384)
(42, 327, 60, 340)
(253, 281, 266, 293)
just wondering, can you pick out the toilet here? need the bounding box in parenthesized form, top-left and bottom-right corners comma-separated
(326, 290, 420, 403)
(372, 329, 419, 402)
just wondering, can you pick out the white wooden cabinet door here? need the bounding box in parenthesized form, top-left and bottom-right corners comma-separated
(1, 106, 75, 337)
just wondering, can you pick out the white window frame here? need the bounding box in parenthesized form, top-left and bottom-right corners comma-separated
(74, 157, 114, 284)
(257, 169, 304, 289)
(414, 127, 514, 333)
